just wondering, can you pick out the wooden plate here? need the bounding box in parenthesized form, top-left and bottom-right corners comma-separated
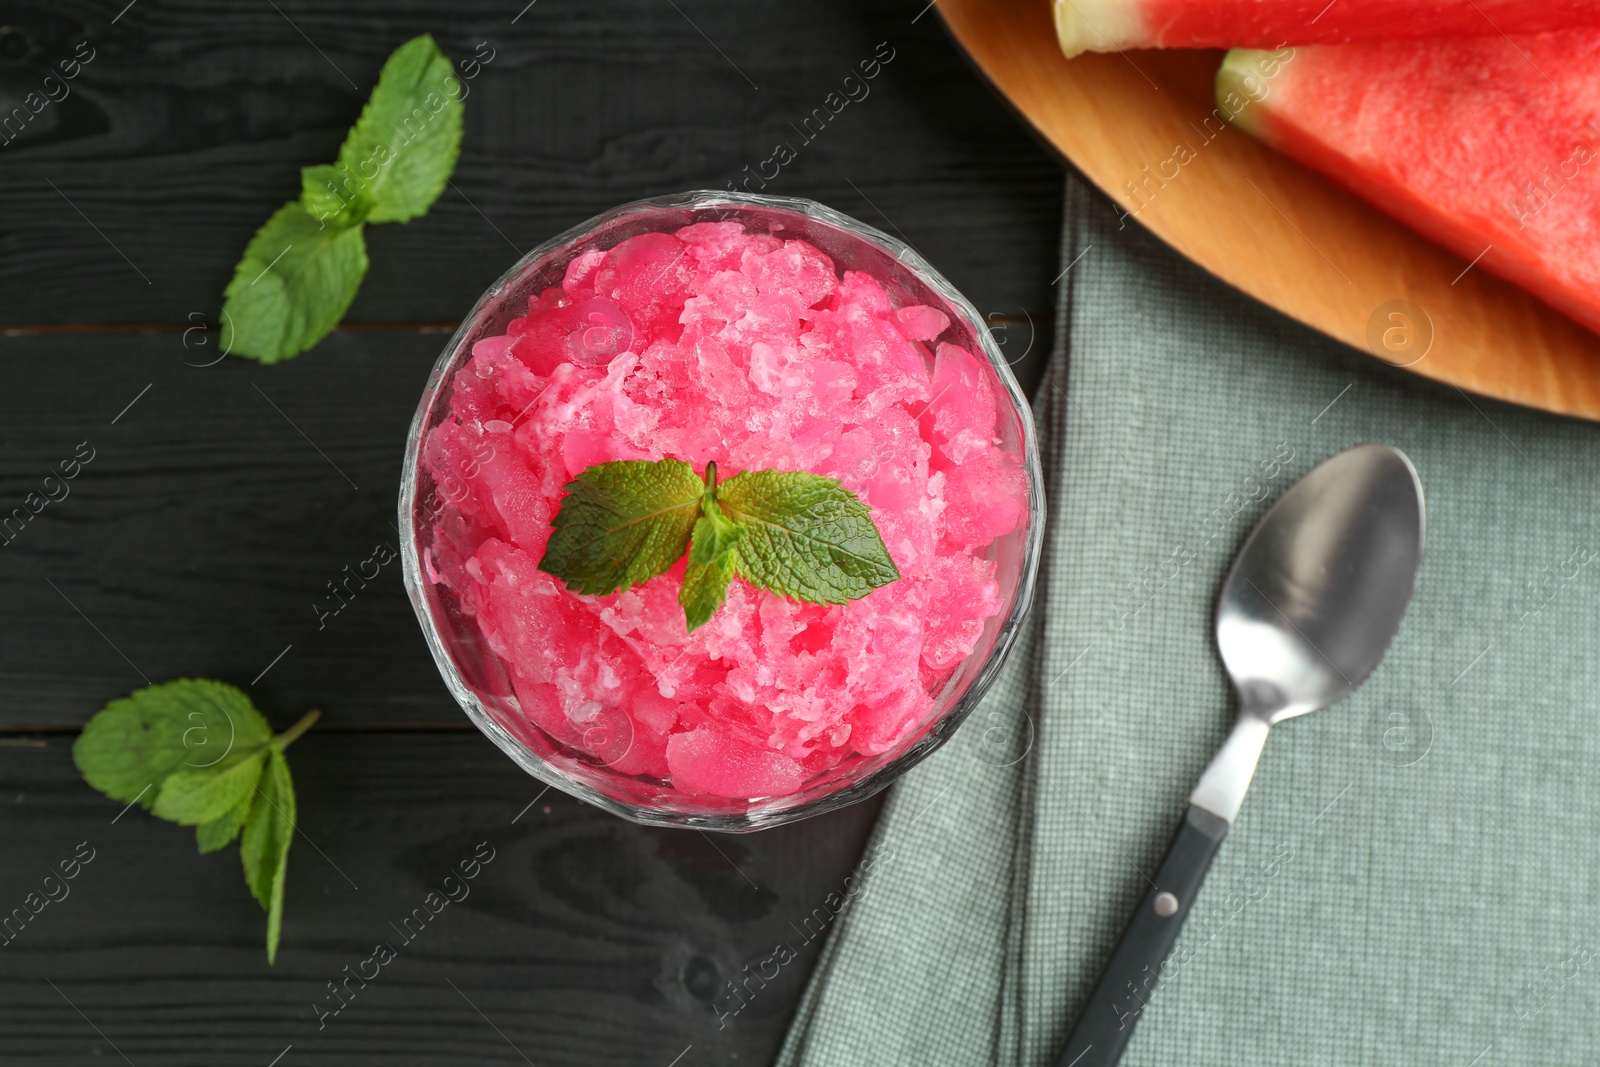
(939, 0, 1600, 421)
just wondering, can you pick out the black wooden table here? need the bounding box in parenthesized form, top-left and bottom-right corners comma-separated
(0, 2, 1061, 1063)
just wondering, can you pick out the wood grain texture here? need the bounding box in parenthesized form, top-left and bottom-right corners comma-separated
(0, 0, 1062, 340)
(0, 2, 1075, 1067)
(939, 0, 1600, 421)
(0, 332, 452, 727)
(0, 733, 882, 1065)
(0, 2, 1064, 1063)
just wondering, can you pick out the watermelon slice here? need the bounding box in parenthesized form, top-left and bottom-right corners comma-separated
(1056, 0, 1600, 56)
(1219, 34, 1600, 336)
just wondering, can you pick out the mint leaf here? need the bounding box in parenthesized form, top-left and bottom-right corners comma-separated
(196, 796, 253, 854)
(241, 748, 295, 965)
(153, 749, 269, 827)
(681, 488, 742, 631)
(718, 470, 900, 605)
(75, 683, 317, 965)
(301, 164, 374, 227)
(540, 459, 705, 596)
(541, 459, 902, 628)
(74, 679, 272, 806)
(689, 499, 745, 565)
(220, 35, 466, 363)
(338, 34, 463, 224)
(681, 553, 736, 632)
(220, 202, 369, 363)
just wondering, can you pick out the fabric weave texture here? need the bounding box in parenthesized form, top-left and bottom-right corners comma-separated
(776, 176, 1600, 1067)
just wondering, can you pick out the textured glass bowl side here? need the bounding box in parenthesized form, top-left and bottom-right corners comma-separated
(399, 190, 1046, 832)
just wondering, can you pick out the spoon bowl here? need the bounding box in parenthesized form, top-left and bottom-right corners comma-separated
(1217, 443, 1426, 723)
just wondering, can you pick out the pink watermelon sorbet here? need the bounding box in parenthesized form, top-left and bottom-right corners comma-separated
(417, 219, 1027, 801)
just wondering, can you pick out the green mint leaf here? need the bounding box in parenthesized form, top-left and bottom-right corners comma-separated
(196, 796, 253, 854)
(688, 506, 744, 565)
(73, 679, 273, 808)
(218, 36, 465, 363)
(220, 201, 369, 363)
(681, 552, 736, 632)
(153, 748, 269, 827)
(75, 681, 312, 964)
(717, 470, 900, 605)
(198, 710, 315, 853)
(301, 164, 374, 227)
(680, 492, 742, 631)
(540, 459, 705, 596)
(240, 747, 296, 965)
(338, 34, 463, 224)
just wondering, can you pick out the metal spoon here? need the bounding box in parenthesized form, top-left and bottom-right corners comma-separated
(1053, 443, 1425, 1067)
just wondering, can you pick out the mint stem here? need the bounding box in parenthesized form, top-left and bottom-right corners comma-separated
(274, 709, 321, 750)
(703, 460, 719, 501)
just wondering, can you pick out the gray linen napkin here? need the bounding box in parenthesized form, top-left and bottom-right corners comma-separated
(776, 175, 1600, 1066)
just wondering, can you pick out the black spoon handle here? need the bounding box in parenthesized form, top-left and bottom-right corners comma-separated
(1051, 805, 1229, 1067)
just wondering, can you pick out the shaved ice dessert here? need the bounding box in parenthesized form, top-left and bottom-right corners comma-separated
(402, 193, 1040, 828)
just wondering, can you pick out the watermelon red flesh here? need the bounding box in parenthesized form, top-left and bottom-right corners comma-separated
(1220, 34, 1600, 337)
(1056, 0, 1600, 56)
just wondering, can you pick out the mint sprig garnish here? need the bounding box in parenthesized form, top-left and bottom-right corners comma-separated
(72, 679, 319, 964)
(539, 460, 901, 632)
(221, 35, 465, 363)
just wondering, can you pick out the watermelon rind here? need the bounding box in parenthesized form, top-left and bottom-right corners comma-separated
(1216, 48, 1284, 137)
(1054, 0, 1145, 58)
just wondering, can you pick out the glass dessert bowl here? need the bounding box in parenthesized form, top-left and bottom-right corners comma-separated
(399, 191, 1044, 831)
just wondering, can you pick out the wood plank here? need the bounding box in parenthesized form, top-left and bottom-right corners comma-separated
(0, 331, 451, 726)
(0, 731, 884, 1065)
(0, 0, 1062, 341)
(938, 0, 1600, 422)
